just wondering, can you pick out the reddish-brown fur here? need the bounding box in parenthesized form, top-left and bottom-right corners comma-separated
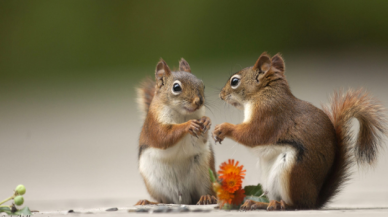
(140, 110, 208, 149)
(136, 58, 216, 205)
(136, 78, 155, 116)
(138, 59, 209, 150)
(214, 52, 387, 210)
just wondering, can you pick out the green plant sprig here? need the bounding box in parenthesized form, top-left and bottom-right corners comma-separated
(0, 184, 32, 215)
(0, 185, 26, 206)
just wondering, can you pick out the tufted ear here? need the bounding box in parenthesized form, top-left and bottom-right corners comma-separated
(253, 52, 272, 74)
(155, 58, 171, 87)
(179, 58, 191, 73)
(271, 53, 285, 73)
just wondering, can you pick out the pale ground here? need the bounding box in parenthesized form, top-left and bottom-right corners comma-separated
(1, 51, 388, 216)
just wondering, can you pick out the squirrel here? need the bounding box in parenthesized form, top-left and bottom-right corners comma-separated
(212, 52, 387, 210)
(135, 58, 217, 205)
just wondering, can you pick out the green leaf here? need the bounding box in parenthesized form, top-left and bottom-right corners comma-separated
(244, 195, 270, 203)
(243, 183, 264, 196)
(220, 203, 240, 210)
(13, 207, 32, 215)
(0, 206, 32, 215)
(209, 168, 217, 183)
(243, 183, 269, 203)
(0, 207, 12, 215)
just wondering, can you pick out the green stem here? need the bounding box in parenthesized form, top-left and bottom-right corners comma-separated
(0, 196, 14, 206)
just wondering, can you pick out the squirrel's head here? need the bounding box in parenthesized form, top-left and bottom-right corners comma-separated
(219, 52, 287, 110)
(154, 58, 205, 115)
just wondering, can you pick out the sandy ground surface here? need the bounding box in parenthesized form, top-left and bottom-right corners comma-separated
(33, 205, 388, 217)
(1, 52, 388, 216)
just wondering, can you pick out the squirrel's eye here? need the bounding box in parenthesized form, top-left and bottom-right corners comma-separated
(230, 77, 240, 89)
(173, 83, 182, 92)
(172, 81, 183, 95)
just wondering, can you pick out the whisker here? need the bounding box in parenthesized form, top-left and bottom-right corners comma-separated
(205, 104, 216, 117)
(230, 143, 238, 157)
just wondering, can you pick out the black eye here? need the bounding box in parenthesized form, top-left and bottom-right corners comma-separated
(231, 77, 240, 87)
(173, 83, 182, 92)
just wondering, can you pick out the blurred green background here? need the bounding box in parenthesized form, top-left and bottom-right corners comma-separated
(1, 0, 388, 79)
(1, 0, 388, 210)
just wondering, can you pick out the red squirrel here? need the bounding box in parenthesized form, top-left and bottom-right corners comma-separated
(212, 52, 387, 210)
(135, 58, 217, 205)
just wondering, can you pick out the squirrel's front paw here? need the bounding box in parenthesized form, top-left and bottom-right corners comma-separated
(212, 123, 232, 144)
(199, 116, 211, 134)
(187, 120, 203, 138)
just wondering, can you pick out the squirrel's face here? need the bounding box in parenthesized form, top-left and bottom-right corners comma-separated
(219, 52, 286, 110)
(154, 58, 205, 115)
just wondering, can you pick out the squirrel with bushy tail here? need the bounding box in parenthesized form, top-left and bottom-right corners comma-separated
(213, 52, 387, 210)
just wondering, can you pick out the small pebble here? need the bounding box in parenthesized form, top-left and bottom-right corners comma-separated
(192, 208, 211, 212)
(150, 206, 172, 213)
(171, 206, 190, 213)
(106, 207, 118, 211)
(135, 208, 150, 213)
(68, 210, 74, 213)
(128, 208, 137, 212)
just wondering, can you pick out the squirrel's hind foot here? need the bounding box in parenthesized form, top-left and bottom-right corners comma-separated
(267, 200, 290, 211)
(135, 199, 158, 206)
(240, 199, 268, 210)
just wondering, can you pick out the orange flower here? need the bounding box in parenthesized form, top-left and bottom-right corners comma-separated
(217, 188, 234, 208)
(218, 159, 246, 180)
(222, 173, 242, 193)
(231, 187, 245, 205)
(216, 159, 247, 208)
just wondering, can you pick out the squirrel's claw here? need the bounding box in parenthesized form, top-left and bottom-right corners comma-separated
(212, 135, 223, 144)
(196, 195, 217, 205)
(212, 123, 229, 144)
(189, 129, 199, 138)
(188, 120, 204, 138)
(199, 116, 211, 135)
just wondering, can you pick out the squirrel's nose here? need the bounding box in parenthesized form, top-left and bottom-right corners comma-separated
(193, 96, 203, 107)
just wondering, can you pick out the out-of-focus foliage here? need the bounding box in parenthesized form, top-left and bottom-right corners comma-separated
(1, 0, 387, 78)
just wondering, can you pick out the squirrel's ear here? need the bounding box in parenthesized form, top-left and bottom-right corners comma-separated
(179, 58, 191, 73)
(271, 53, 285, 73)
(253, 52, 271, 74)
(155, 58, 171, 87)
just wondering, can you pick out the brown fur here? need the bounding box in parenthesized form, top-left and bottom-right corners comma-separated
(137, 58, 209, 150)
(140, 110, 199, 149)
(136, 77, 155, 118)
(179, 58, 191, 73)
(213, 52, 387, 209)
(136, 58, 216, 205)
(318, 89, 387, 207)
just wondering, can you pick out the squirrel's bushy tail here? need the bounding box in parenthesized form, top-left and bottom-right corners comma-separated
(136, 77, 155, 118)
(318, 89, 387, 208)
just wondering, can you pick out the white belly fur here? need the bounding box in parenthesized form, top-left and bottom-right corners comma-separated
(139, 136, 212, 204)
(249, 145, 296, 205)
(139, 105, 212, 204)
